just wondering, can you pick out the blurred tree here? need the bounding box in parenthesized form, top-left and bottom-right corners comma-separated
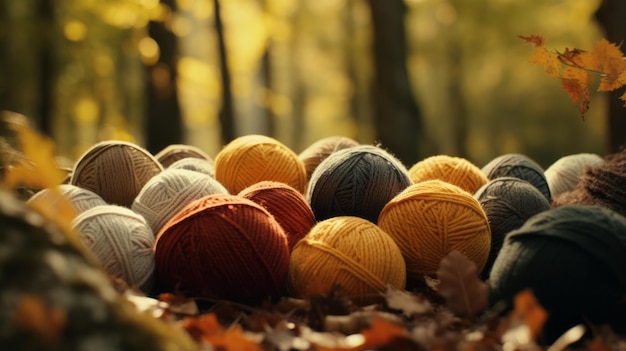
(214, 0, 236, 145)
(368, 0, 426, 166)
(146, 0, 183, 155)
(595, 0, 626, 152)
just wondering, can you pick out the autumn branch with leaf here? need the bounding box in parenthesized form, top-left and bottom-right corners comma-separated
(519, 34, 626, 117)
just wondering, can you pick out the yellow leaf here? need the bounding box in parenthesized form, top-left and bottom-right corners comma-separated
(529, 47, 562, 78)
(561, 67, 592, 115)
(590, 39, 626, 76)
(620, 90, 626, 107)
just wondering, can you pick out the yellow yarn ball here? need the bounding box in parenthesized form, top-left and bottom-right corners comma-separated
(408, 155, 488, 194)
(378, 179, 491, 277)
(214, 135, 308, 194)
(287, 216, 406, 305)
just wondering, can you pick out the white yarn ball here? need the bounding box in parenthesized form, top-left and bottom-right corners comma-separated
(168, 157, 215, 178)
(28, 184, 108, 214)
(545, 153, 605, 198)
(72, 205, 155, 293)
(132, 168, 228, 235)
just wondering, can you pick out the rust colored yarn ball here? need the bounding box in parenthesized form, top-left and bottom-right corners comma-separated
(70, 140, 163, 208)
(298, 136, 360, 181)
(239, 181, 316, 252)
(154, 143, 214, 168)
(378, 179, 491, 277)
(307, 144, 412, 223)
(154, 194, 290, 304)
(408, 154, 488, 194)
(214, 135, 307, 194)
(287, 216, 406, 305)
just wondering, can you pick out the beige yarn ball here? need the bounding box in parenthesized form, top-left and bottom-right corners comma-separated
(154, 144, 214, 168)
(132, 168, 229, 235)
(72, 205, 155, 293)
(28, 184, 108, 214)
(70, 140, 163, 208)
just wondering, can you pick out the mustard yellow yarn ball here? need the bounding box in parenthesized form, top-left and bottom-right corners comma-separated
(214, 135, 307, 194)
(378, 179, 491, 277)
(408, 155, 488, 194)
(287, 216, 406, 305)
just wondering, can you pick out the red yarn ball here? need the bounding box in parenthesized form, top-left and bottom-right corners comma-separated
(238, 181, 316, 252)
(154, 194, 290, 304)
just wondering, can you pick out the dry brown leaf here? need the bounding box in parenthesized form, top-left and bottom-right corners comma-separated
(436, 250, 489, 320)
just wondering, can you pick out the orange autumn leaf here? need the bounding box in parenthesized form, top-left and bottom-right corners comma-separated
(183, 313, 262, 351)
(518, 34, 544, 47)
(359, 317, 408, 349)
(510, 289, 548, 341)
(12, 294, 67, 346)
(621, 90, 626, 106)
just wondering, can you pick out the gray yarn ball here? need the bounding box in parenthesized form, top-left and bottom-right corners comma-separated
(481, 153, 551, 203)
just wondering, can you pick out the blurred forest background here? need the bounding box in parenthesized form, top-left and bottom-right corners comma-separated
(1, 0, 625, 169)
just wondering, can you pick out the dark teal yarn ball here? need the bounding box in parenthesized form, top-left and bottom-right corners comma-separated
(307, 144, 412, 223)
(481, 153, 551, 203)
(473, 177, 551, 280)
(489, 205, 626, 344)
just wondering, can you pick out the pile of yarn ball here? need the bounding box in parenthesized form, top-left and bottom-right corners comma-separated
(307, 144, 412, 223)
(239, 181, 315, 252)
(72, 204, 155, 293)
(489, 205, 626, 344)
(473, 177, 551, 279)
(154, 194, 290, 304)
(378, 179, 491, 277)
(132, 168, 229, 235)
(215, 135, 307, 194)
(70, 140, 163, 208)
(481, 153, 551, 203)
(287, 216, 406, 305)
(408, 154, 488, 194)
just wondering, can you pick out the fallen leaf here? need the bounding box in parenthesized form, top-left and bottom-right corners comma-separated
(385, 285, 433, 317)
(12, 294, 67, 346)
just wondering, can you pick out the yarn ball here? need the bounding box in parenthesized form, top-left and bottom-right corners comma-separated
(544, 153, 604, 198)
(307, 144, 412, 223)
(154, 194, 290, 304)
(552, 148, 626, 217)
(473, 177, 551, 279)
(287, 216, 406, 305)
(298, 136, 360, 181)
(70, 140, 163, 208)
(489, 205, 626, 344)
(378, 179, 491, 277)
(132, 168, 229, 235)
(72, 205, 155, 293)
(28, 184, 108, 214)
(214, 134, 307, 194)
(408, 154, 488, 194)
(154, 143, 214, 168)
(168, 157, 215, 178)
(481, 153, 551, 202)
(239, 181, 316, 252)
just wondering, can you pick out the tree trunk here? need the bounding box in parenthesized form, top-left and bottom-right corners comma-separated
(214, 0, 236, 145)
(595, 0, 626, 153)
(146, 0, 183, 155)
(367, 0, 426, 166)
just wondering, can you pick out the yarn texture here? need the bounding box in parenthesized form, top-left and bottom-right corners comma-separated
(70, 140, 163, 207)
(28, 184, 108, 214)
(552, 148, 626, 217)
(489, 205, 626, 344)
(287, 216, 406, 305)
(481, 153, 551, 202)
(544, 153, 604, 198)
(239, 181, 316, 252)
(408, 154, 488, 194)
(473, 177, 550, 279)
(72, 205, 155, 293)
(378, 179, 491, 277)
(307, 144, 412, 223)
(298, 136, 359, 181)
(168, 157, 215, 178)
(132, 168, 229, 235)
(154, 143, 214, 168)
(214, 135, 307, 194)
(154, 194, 290, 304)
